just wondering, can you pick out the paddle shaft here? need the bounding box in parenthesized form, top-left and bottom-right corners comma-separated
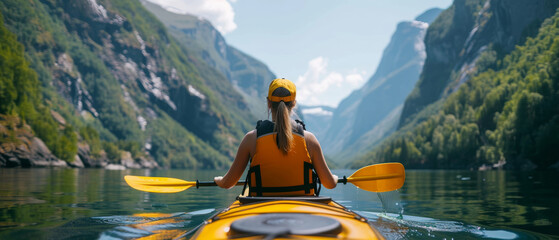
(339, 173, 403, 184)
(198, 174, 395, 187)
(197, 180, 245, 188)
(148, 172, 400, 188)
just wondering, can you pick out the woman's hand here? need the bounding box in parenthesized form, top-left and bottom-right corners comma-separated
(214, 176, 225, 188)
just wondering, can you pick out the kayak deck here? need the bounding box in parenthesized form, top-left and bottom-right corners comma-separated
(190, 196, 384, 239)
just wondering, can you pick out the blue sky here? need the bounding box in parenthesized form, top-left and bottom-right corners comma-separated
(147, 0, 452, 107)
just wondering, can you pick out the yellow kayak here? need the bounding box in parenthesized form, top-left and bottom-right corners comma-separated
(190, 196, 384, 240)
(124, 163, 405, 239)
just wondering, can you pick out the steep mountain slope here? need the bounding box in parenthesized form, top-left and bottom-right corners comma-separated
(399, 0, 559, 128)
(351, 7, 559, 170)
(298, 105, 335, 140)
(142, 0, 275, 120)
(0, 0, 255, 168)
(0, 14, 73, 167)
(321, 9, 441, 163)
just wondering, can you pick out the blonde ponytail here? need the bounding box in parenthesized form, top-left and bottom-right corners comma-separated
(267, 80, 296, 153)
(274, 101, 293, 153)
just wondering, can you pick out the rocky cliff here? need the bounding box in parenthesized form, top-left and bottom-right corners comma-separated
(0, 0, 256, 169)
(350, 1, 559, 170)
(399, 0, 559, 128)
(320, 9, 441, 163)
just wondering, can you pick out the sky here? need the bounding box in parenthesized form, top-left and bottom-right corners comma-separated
(147, 0, 453, 107)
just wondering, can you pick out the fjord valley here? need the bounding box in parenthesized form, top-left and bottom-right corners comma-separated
(3, 0, 557, 172)
(1, 0, 559, 239)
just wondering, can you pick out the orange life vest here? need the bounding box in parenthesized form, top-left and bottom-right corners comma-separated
(247, 120, 317, 196)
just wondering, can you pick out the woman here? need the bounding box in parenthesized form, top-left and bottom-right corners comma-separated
(214, 78, 337, 196)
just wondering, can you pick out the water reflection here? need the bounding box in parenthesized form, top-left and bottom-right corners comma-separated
(96, 212, 192, 239)
(95, 208, 220, 240)
(0, 168, 558, 239)
(399, 170, 558, 236)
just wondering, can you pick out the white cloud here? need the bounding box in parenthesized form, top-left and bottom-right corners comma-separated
(146, 0, 237, 34)
(302, 107, 333, 116)
(296, 57, 366, 107)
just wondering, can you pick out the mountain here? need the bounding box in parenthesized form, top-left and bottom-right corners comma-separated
(0, 0, 256, 169)
(351, 1, 559, 170)
(141, 0, 275, 120)
(320, 8, 442, 164)
(399, 0, 559, 128)
(298, 105, 335, 140)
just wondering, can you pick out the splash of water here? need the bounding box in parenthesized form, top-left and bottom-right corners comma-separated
(377, 190, 405, 219)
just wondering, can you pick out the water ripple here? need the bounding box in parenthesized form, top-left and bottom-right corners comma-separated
(360, 211, 533, 240)
(94, 209, 215, 240)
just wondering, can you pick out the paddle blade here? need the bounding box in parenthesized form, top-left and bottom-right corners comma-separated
(124, 175, 196, 193)
(348, 163, 405, 192)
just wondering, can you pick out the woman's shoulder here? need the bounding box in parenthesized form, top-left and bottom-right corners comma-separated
(303, 130, 316, 137)
(245, 129, 256, 138)
(239, 130, 257, 151)
(303, 131, 319, 144)
(303, 130, 323, 157)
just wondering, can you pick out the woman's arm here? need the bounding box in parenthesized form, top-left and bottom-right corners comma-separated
(305, 131, 338, 189)
(214, 130, 255, 189)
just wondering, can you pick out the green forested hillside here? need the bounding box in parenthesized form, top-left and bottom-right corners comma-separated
(1, 0, 254, 168)
(399, 0, 559, 129)
(351, 10, 559, 170)
(0, 13, 77, 162)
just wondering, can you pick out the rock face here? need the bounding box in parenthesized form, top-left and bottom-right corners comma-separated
(120, 151, 140, 169)
(0, 120, 65, 168)
(0, 115, 158, 169)
(0, 140, 160, 169)
(1, 0, 258, 168)
(137, 156, 159, 169)
(399, 0, 559, 127)
(78, 144, 107, 168)
(26, 138, 68, 167)
(319, 9, 441, 163)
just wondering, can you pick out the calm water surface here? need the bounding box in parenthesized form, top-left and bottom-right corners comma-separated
(0, 168, 557, 239)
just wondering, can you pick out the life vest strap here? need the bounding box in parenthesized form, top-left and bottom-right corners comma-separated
(248, 165, 263, 196)
(257, 184, 317, 193)
(303, 161, 311, 194)
(248, 162, 317, 197)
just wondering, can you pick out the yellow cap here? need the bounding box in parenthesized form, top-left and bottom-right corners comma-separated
(268, 78, 296, 102)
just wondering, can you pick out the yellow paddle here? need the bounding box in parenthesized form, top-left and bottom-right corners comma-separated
(339, 162, 405, 192)
(124, 162, 405, 193)
(123, 175, 244, 193)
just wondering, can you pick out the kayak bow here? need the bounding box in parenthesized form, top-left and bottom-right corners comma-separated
(189, 196, 385, 240)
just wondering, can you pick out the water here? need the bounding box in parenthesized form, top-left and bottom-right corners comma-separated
(0, 168, 557, 239)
